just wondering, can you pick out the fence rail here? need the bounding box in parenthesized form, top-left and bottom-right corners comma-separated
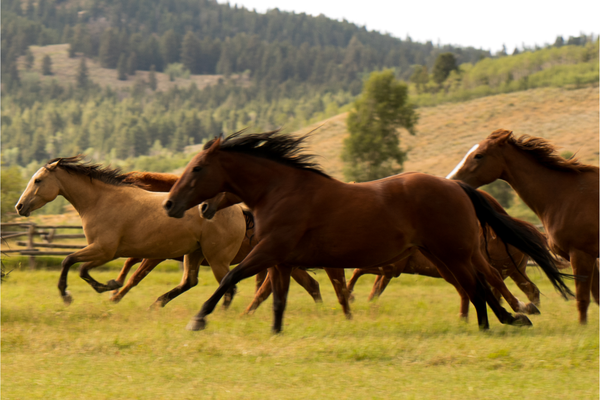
(1, 223, 86, 269)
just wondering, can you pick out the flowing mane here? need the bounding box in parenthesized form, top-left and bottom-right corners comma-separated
(489, 130, 597, 173)
(46, 155, 142, 187)
(204, 130, 331, 178)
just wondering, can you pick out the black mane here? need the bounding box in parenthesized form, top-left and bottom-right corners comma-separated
(204, 130, 331, 179)
(46, 155, 141, 187)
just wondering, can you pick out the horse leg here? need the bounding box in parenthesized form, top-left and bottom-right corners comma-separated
(291, 269, 322, 303)
(187, 243, 281, 331)
(347, 269, 367, 302)
(477, 260, 540, 315)
(508, 256, 541, 306)
(570, 250, 598, 324)
(244, 271, 273, 315)
(456, 287, 470, 321)
(110, 258, 164, 303)
(592, 260, 599, 305)
(270, 265, 293, 334)
(255, 270, 268, 293)
(324, 268, 352, 319)
(109, 258, 141, 297)
(368, 275, 384, 301)
(56, 244, 113, 304)
(151, 250, 203, 308)
(372, 272, 394, 300)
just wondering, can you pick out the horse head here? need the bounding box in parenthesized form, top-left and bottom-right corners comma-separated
(15, 160, 62, 217)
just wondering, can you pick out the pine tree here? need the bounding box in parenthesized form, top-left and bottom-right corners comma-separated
(160, 30, 180, 66)
(432, 53, 457, 84)
(117, 54, 127, 80)
(99, 29, 120, 68)
(127, 52, 137, 75)
(41, 54, 53, 75)
(77, 57, 89, 88)
(181, 31, 201, 74)
(148, 65, 157, 90)
(342, 70, 418, 182)
(25, 49, 34, 70)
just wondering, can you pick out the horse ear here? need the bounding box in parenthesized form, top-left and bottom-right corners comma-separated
(489, 129, 513, 146)
(205, 136, 222, 154)
(46, 159, 61, 170)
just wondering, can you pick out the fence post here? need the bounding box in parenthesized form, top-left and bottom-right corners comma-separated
(27, 224, 36, 270)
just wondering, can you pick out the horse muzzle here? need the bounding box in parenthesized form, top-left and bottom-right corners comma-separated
(163, 198, 185, 219)
(15, 202, 31, 217)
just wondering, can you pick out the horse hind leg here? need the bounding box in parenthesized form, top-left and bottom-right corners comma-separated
(347, 269, 367, 302)
(151, 251, 203, 308)
(270, 265, 293, 334)
(244, 271, 273, 315)
(110, 258, 141, 297)
(110, 258, 164, 303)
(291, 269, 322, 303)
(571, 250, 598, 324)
(508, 256, 541, 307)
(324, 268, 352, 320)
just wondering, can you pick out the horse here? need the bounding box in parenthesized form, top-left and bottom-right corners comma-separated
(347, 191, 549, 317)
(15, 156, 247, 309)
(163, 130, 573, 333)
(115, 174, 352, 317)
(447, 129, 599, 324)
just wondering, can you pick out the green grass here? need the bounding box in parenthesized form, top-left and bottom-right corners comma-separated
(2, 268, 598, 399)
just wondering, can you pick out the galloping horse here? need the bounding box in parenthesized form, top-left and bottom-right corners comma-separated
(347, 190, 549, 317)
(163, 130, 572, 333)
(15, 156, 246, 308)
(116, 172, 352, 316)
(447, 129, 599, 324)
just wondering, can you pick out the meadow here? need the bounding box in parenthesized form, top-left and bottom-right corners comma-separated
(1, 264, 598, 399)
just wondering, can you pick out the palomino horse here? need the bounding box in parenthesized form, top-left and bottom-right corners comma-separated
(114, 174, 352, 316)
(15, 156, 246, 308)
(447, 129, 599, 324)
(163, 130, 573, 333)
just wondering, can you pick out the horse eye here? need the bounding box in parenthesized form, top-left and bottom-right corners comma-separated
(473, 154, 484, 160)
(192, 166, 202, 172)
(34, 179, 42, 183)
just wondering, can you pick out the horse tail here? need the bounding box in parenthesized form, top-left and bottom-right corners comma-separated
(457, 181, 575, 299)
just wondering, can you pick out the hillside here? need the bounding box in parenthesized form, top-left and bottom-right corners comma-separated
(300, 86, 599, 180)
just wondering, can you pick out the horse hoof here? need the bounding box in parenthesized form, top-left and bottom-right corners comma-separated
(345, 313, 353, 321)
(348, 293, 355, 303)
(62, 291, 73, 306)
(525, 303, 541, 315)
(109, 295, 121, 304)
(512, 313, 533, 327)
(106, 280, 122, 290)
(186, 318, 206, 331)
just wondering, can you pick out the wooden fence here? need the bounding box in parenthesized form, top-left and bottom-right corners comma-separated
(1, 223, 85, 269)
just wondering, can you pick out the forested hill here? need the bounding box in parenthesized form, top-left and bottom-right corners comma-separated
(2, 0, 489, 87)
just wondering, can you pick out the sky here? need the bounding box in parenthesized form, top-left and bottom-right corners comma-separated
(225, 0, 598, 53)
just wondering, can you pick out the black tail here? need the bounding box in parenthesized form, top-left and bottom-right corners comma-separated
(242, 209, 255, 231)
(457, 181, 575, 300)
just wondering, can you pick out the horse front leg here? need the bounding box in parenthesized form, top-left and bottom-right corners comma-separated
(57, 244, 114, 304)
(270, 265, 293, 334)
(508, 256, 541, 306)
(291, 269, 322, 303)
(187, 243, 281, 332)
(244, 271, 274, 315)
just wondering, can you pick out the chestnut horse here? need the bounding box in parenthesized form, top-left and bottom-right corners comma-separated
(164, 131, 572, 333)
(348, 191, 549, 317)
(114, 173, 352, 316)
(447, 129, 599, 324)
(15, 156, 246, 308)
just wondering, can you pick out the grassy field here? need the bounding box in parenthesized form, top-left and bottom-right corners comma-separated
(2, 267, 598, 399)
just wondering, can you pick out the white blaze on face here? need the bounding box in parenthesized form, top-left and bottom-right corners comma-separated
(446, 144, 479, 179)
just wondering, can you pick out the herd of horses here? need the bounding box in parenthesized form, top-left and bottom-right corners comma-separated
(15, 128, 599, 333)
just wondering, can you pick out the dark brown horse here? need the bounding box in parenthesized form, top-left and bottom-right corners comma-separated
(164, 131, 572, 333)
(447, 129, 599, 324)
(116, 174, 351, 316)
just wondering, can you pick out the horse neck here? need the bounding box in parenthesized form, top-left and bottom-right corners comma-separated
(500, 145, 572, 217)
(55, 169, 120, 216)
(218, 152, 318, 209)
